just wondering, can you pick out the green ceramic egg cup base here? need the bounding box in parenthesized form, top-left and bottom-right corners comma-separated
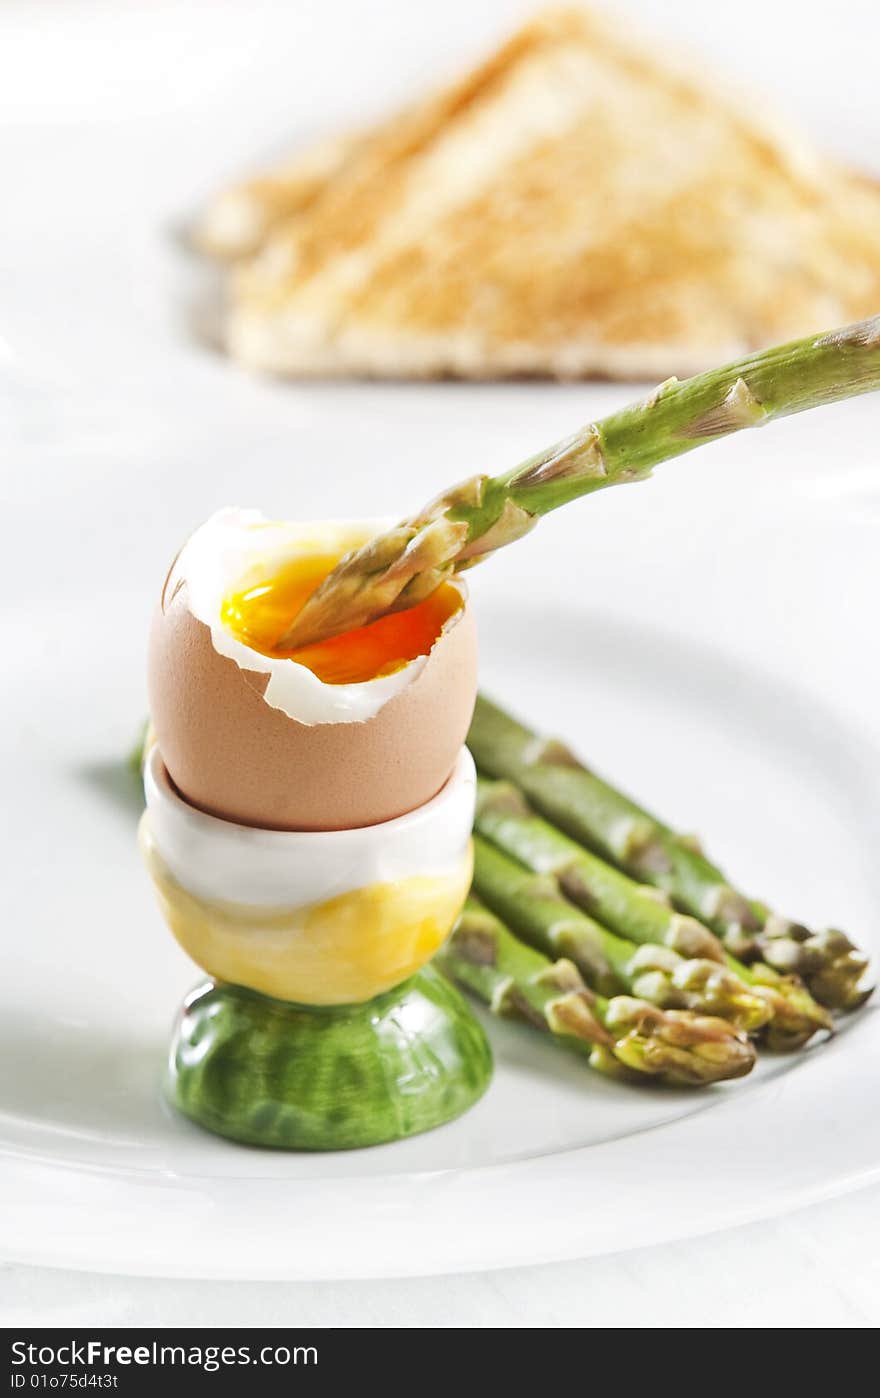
(167, 965, 493, 1150)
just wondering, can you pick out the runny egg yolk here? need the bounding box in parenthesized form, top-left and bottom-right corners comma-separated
(221, 553, 463, 685)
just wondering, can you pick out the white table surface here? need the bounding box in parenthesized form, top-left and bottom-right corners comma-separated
(3, 1183, 880, 1328)
(2, 0, 879, 1328)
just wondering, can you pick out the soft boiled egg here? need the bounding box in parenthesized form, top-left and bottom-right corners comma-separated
(148, 509, 478, 830)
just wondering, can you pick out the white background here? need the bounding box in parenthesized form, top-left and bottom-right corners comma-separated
(2, 0, 879, 1326)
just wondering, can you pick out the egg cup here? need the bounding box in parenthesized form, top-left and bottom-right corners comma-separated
(140, 746, 492, 1150)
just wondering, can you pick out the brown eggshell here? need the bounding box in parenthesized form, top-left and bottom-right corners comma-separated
(147, 580, 478, 831)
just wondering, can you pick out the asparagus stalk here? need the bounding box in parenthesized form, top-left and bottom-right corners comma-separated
(472, 821, 830, 1052)
(471, 829, 770, 1034)
(473, 778, 832, 1050)
(476, 777, 726, 961)
(441, 897, 756, 1087)
(469, 695, 872, 1012)
(474, 780, 774, 1027)
(280, 317, 880, 650)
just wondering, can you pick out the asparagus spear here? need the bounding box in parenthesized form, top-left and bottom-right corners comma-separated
(476, 777, 725, 960)
(280, 316, 880, 650)
(473, 777, 832, 1050)
(472, 821, 831, 1051)
(469, 695, 872, 1012)
(441, 896, 756, 1087)
(471, 828, 770, 1034)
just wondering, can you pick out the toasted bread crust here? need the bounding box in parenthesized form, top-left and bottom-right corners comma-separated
(200, 8, 880, 380)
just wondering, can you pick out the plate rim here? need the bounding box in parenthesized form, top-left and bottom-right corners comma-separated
(2, 1005, 879, 1278)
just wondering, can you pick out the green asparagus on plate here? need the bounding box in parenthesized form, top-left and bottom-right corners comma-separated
(440, 896, 756, 1087)
(468, 696, 872, 1013)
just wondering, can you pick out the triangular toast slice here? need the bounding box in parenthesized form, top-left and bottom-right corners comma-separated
(194, 132, 362, 261)
(201, 7, 880, 379)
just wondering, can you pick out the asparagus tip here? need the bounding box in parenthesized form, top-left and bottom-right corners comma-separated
(759, 922, 874, 1013)
(748, 970, 835, 1052)
(604, 998, 756, 1086)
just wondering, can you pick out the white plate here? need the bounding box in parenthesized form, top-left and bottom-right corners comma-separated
(0, 587, 877, 1279)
